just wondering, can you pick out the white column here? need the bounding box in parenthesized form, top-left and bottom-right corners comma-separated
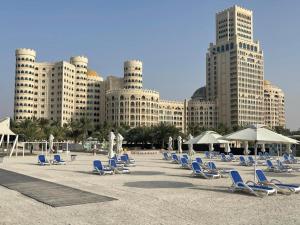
(0, 134, 4, 147)
(7, 134, 10, 150)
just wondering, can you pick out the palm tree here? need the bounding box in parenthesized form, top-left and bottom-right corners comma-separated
(153, 123, 180, 148)
(66, 120, 82, 143)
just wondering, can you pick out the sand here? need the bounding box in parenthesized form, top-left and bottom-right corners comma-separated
(0, 152, 299, 225)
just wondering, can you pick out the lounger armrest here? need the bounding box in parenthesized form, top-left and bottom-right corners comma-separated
(236, 182, 262, 197)
(270, 179, 282, 184)
(245, 180, 256, 185)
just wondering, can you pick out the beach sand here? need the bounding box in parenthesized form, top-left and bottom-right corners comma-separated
(0, 152, 299, 225)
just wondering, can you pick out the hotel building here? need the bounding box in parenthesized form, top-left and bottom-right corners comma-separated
(13, 5, 286, 131)
(206, 5, 265, 128)
(263, 80, 285, 128)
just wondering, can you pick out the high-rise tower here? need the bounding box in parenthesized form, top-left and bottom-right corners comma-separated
(206, 5, 264, 128)
(14, 49, 36, 121)
(123, 60, 143, 89)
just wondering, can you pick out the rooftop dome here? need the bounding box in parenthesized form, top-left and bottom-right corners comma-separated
(191, 86, 206, 100)
(87, 69, 99, 77)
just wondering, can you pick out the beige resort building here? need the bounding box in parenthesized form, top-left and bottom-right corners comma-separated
(13, 5, 286, 131)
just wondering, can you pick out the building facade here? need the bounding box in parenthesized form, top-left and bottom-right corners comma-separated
(14, 49, 103, 126)
(13, 5, 286, 132)
(263, 80, 285, 128)
(206, 5, 265, 128)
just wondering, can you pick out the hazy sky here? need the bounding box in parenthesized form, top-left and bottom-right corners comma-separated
(0, 0, 299, 130)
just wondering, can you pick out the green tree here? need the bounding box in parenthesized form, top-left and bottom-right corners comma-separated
(153, 123, 180, 148)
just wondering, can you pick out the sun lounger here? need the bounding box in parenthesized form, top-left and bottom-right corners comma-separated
(204, 151, 211, 159)
(207, 161, 231, 174)
(182, 154, 189, 161)
(239, 156, 253, 166)
(276, 160, 293, 172)
(229, 170, 276, 197)
(266, 160, 291, 173)
(264, 152, 271, 159)
(123, 153, 135, 163)
(171, 154, 180, 164)
(289, 155, 298, 164)
(194, 157, 208, 169)
(53, 154, 66, 165)
(256, 169, 300, 193)
(109, 159, 130, 174)
(93, 160, 114, 175)
(229, 153, 237, 161)
(180, 157, 191, 169)
(191, 162, 220, 179)
(282, 154, 293, 164)
(120, 155, 136, 167)
(220, 153, 231, 162)
(38, 155, 50, 166)
(258, 152, 265, 160)
(163, 152, 172, 160)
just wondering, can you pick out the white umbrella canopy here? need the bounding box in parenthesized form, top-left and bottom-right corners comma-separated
(223, 124, 299, 181)
(185, 131, 229, 145)
(223, 124, 299, 144)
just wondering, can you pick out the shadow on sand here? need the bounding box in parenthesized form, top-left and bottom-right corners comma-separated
(130, 171, 165, 176)
(123, 180, 194, 189)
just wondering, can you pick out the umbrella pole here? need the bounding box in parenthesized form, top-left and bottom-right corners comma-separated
(254, 141, 257, 182)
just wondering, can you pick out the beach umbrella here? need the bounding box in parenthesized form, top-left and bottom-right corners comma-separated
(225, 143, 231, 154)
(48, 134, 54, 156)
(243, 141, 250, 155)
(108, 131, 115, 159)
(223, 124, 299, 181)
(286, 144, 292, 154)
(185, 131, 229, 145)
(209, 143, 214, 152)
(177, 136, 182, 154)
(261, 143, 266, 153)
(116, 133, 124, 154)
(187, 134, 194, 156)
(168, 136, 173, 151)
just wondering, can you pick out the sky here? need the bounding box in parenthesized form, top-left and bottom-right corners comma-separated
(0, 0, 299, 130)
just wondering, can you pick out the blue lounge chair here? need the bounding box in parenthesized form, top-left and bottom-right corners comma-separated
(248, 156, 256, 165)
(220, 153, 231, 162)
(53, 154, 66, 165)
(194, 157, 208, 169)
(282, 154, 292, 164)
(258, 152, 265, 160)
(229, 170, 276, 197)
(289, 155, 298, 164)
(112, 155, 125, 165)
(123, 153, 135, 163)
(264, 152, 272, 159)
(163, 152, 171, 160)
(276, 160, 293, 172)
(256, 169, 300, 193)
(207, 161, 231, 174)
(109, 159, 130, 174)
(180, 157, 191, 169)
(171, 154, 180, 164)
(38, 155, 50, 166)
(93, 160, 114, 175)
(204, 151, 211, 159)
(229, 153, 237, 161)
(120, 155, 136, 167)
(191, 162, 220, 179)
(239, 156, 253, 166)
(182, 154, 189, 161)
(266, 160, 290, 173)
